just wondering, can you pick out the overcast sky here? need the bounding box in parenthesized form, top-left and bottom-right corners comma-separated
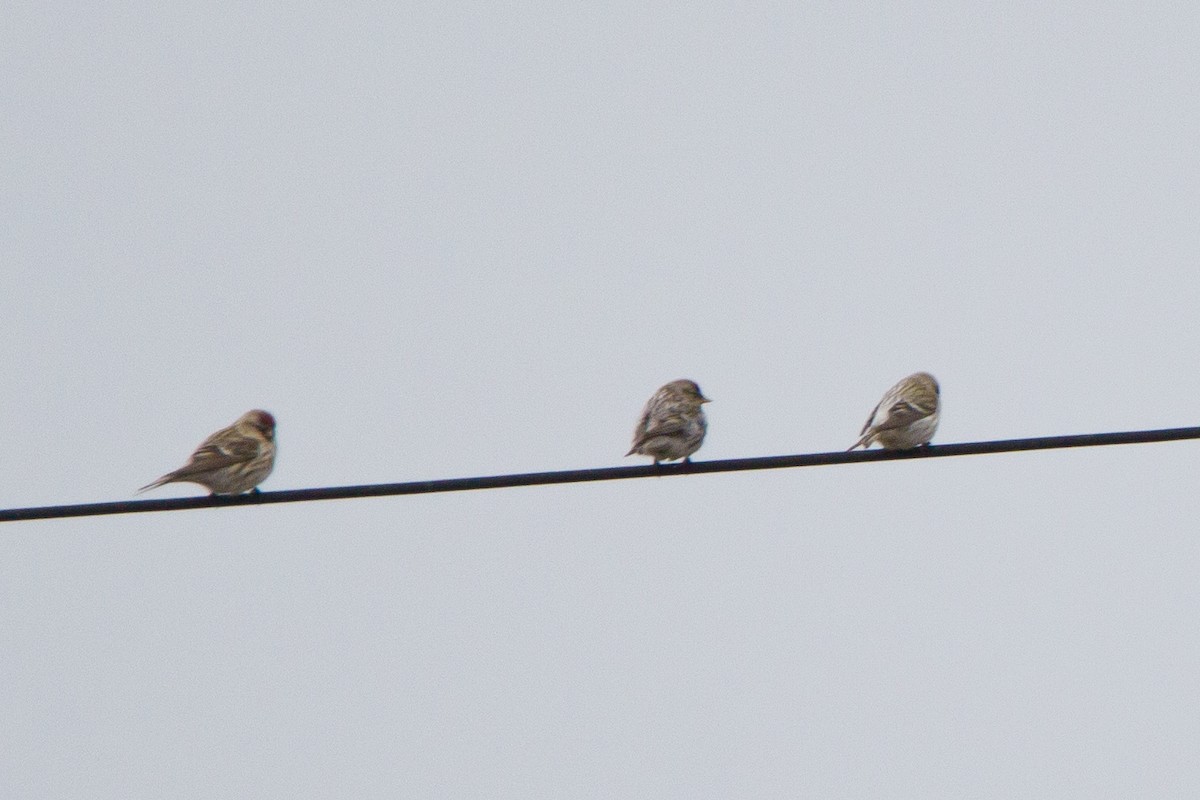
(4, 2, 1200, 797)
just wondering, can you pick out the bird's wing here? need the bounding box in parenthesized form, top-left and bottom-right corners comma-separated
(631, 418, 692, 447)
(871, 398, 935, 433)
(857, 396, 886, 437)
(171, 435, 259, 477)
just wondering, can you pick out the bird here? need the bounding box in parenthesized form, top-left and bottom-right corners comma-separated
(848, 372, 940, 451)
(139, 409, 277, 495)
(626, 379, 710, 464)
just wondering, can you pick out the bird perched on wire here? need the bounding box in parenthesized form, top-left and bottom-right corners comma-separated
(848, 372, 940, 451)
(626, 379, 711, 464)
(139, 409, 277, 495)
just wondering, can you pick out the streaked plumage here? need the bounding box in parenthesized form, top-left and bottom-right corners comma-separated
(848, 372, 940, 451)
(139, 409, 277, 495)
(626, 379, 710, 464)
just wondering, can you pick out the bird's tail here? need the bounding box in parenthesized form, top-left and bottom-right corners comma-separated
(136, 473, 173, 494)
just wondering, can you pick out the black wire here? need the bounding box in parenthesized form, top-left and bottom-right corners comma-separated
(3, 425, 1197, 523)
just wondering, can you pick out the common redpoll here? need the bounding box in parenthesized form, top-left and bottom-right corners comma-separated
(848, 372, 940, 451)
(139, 409, 277, 495)
(626, 379, 710, 464)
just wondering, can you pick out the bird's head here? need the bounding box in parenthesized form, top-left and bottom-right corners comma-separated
(240, 409, 276, 439)
(666, 379, 711, 405)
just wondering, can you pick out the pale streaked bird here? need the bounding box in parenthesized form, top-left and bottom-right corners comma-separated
(626, 379, 710, 464)
(139, 409, 277, 495)
(848, 372, 940, 451)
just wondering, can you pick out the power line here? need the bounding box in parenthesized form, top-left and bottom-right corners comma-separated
(3, 425, 1197, 524)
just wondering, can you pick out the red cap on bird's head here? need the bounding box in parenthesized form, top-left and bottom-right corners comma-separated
(241, 409, 276, 435)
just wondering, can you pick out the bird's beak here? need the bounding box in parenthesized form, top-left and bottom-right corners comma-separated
(700, 396, 712, 404)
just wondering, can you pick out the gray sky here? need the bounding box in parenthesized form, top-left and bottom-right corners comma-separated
(4, 2, 1200, 797)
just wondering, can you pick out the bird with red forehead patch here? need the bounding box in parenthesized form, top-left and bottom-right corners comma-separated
(139, 409, 277, 495)
(626, 379, 711, 465)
